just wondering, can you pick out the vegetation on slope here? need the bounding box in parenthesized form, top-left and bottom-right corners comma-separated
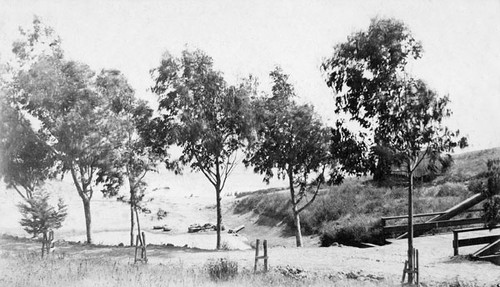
(438, 147, 500, 183)
(234, 180, 475, 247)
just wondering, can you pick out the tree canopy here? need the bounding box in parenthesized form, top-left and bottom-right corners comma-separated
(322, 17, 465, 181)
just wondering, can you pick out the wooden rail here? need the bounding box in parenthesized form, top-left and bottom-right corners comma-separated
(381, 209, 483, 226)
(383, 217, 484, 235)
(453, 226, 500, 256)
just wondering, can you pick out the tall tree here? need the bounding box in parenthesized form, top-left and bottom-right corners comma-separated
(96, 69, 164, 246)
(9, 18, 125, 244)
(245, 67, 365, 247)
(322, 18, 466, 284)
(150, 49, 255, 249)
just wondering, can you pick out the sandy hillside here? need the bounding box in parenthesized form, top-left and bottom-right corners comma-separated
(0, 168, 288, 249)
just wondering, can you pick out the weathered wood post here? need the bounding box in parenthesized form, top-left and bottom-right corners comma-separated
(263, 239, 268, 272)
(254, 239, 260, 273)
(254, 239, 269, 273)
(402, 248, 419, 286)
(41, 232, 47, 258)
(134, 232, 147, 263)
(453, 231, 459, 256)
(141, 232, 147, 263)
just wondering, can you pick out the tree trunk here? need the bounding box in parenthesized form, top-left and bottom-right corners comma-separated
(216, 185, 222, 250)
(407, 168, 414, 284)
(293, 205, 303, 247)
(82, 198, 92, 244)
(130, 202, 135, 246)
(129, 175, 136, 247)
(288, 169, 303, 247)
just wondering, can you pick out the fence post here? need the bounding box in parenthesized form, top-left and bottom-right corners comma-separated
(134, 235, 139, 263)
(263, 240, 268, 272)
(41, 232, 47, 258)
(453, 231, 458, 256)
(254, 239, 260, 272)
(142, 232, 147, 263)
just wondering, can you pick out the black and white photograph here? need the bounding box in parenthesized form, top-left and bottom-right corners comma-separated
(0, 0, 499, 286)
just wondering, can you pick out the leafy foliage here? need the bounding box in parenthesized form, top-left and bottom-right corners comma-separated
(0, 94, 56, 200)
(322, 17, 422, 128)
(151, 49, 254, 177)
(246, 67, 331, 186)
(17, 191, 67, 237)
(469, 159, 500, 229)
(322, 17, 466, 181)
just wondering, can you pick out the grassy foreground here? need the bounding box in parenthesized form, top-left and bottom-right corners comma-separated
(0, 249, 393, 287)
(0, 247, 493, 287)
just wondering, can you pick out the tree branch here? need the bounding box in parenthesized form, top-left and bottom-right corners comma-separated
(411, 145, 430, 173)
(70, 165, 87, 200)
(298, 166, 325, 213)
(220, 153, 237, 192)
(13, 185, 28, 201)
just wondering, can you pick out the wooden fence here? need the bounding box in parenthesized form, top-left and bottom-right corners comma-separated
(453, 226, 500, 256)
(384, 217, 484, 235)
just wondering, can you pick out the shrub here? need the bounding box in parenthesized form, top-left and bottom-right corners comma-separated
(319, 215, 385, 247)
(436, 182, 469, 197)
(205, 258, 238, 281)
(17, 191, 68, 257)
(483, 195, 500, 229)
(17, 191, 68, 238)
(156, 208, 168, 220)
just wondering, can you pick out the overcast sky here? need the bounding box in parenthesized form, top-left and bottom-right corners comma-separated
(1, 0, 499, 152)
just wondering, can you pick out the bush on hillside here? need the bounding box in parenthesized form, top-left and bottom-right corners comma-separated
(436, 182, 470, 197)
(319, 215, 385, 247)
(235, 180, 473, 245)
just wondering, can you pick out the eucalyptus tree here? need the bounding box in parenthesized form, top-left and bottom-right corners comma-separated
(8, 18, 127, 244)
(245, 67, 366, 247)
(96, 69, 165, 246)
(322, 17, 466, 283)
(150, 49, 255, 249)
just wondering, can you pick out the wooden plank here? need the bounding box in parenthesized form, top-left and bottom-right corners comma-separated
(382, 212, 446, 221)
(453, 225, 500, 234)
(383, 209, 483, 222)
(384, 217, 484, 234)
(428, 193, 487, 222)
(473, 238, 500, 258)
(458, 235, 500, 248)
